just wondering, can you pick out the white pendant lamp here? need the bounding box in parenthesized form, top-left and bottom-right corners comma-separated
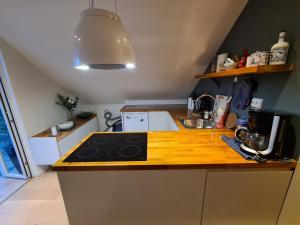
(73, 0, 136, 70)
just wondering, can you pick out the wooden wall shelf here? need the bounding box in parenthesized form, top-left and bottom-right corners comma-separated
(195, 64, 294, 79)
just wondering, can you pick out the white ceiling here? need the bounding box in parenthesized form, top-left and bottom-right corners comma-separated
(0, 0, 247, 104)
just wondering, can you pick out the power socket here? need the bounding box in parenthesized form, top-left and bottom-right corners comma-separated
(251, 98, 264, 110)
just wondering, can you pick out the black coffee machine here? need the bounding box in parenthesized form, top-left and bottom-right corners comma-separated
(238, 110, 295, 159)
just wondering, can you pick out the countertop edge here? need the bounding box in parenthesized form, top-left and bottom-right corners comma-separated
(52, 162, 297, 171)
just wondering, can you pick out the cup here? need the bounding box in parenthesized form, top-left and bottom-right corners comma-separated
(216, 53, 229, 72)
(257, 51, 269, 65)
(51, 126, 58, 136)
(235, 127, 248, 142)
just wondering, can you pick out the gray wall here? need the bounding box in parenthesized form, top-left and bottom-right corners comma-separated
(192, 0, 300, 156)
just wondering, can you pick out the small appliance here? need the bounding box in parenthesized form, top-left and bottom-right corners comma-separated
(236, 110, 295, 159)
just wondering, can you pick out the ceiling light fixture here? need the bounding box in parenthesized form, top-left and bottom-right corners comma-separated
(74, 65, 90, 70)
(73, 0, 136, 70)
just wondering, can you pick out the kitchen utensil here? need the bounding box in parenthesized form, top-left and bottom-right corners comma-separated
(225, 112, 238, 129)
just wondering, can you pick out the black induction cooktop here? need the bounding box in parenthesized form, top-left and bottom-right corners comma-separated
(63, 133, 147, 162)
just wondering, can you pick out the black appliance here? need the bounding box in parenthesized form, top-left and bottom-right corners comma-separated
(64, 133, 147, 162)
(238, 110, 295, 159)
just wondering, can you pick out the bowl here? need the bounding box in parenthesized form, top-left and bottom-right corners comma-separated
(76, 111, 93, 119)
(223, 58, 238, 70)
(57, 121, 74, 130)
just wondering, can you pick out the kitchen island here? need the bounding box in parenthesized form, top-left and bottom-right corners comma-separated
(52, 105, 296, 225)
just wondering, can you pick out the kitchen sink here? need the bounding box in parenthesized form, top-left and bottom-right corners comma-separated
(178, 118, 215, 129)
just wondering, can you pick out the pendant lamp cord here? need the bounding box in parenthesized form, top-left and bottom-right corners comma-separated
(89, 0, 117, 15)
(115, 0, 118, 15)
(89, 0, 95, 8)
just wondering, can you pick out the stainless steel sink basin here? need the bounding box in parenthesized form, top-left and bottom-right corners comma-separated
(178, 118, 214, 129)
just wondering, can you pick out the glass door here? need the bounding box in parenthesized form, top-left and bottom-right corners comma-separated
(0, 82, 28, 179)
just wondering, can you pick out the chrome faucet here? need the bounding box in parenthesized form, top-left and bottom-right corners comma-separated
(194, 94, 215, 112)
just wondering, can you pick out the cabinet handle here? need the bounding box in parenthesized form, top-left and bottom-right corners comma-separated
(140, 119, 144, 122)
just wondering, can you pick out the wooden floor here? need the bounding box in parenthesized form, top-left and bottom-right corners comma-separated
(0, 177, 27, 204)
(0, 172, 69, 225)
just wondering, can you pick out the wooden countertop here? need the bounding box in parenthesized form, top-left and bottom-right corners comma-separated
(33, 114, 97, 141)
(52, 106, 296, 171)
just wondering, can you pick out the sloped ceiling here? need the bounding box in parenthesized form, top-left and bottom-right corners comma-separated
(0, 0, 247, 104)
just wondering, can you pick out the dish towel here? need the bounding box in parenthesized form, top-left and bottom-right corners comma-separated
(221, 135, 255, 160)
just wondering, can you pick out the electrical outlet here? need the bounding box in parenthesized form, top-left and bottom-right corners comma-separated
(251, 98, 264, 110)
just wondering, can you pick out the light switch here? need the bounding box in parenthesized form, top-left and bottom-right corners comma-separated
(251, 98, 264, 110)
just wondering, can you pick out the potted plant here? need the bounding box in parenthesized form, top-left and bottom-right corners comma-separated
(56, 93, 79, 121)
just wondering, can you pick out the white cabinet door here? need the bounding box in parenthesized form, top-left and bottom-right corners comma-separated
(166, 112, 179, 131)
(122, 112, 148, 132)
(202, 171, 293, 225)
(29, 137, 60, 165)
(58, 132, 79, 157)
(141, 111, 179, 131)
(58, 117, 98, 156)
(148, 112, 167, 131)
(76, 117, 98, 141)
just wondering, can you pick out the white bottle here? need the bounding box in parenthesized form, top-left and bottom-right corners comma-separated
(269, 31, 289, 65)
(51, 126, 58, 136)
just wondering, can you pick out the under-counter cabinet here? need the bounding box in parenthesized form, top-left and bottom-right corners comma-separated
(58, 169, 206, 225)
(201, 170, 293, 225)
(29, 116, 98, 165)
(148, 111, 179, 131)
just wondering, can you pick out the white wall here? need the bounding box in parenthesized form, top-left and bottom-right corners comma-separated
(0, 38, 71, 176)
(81, 100, 186, 131)
(81, 104, 124, 131)
(0, 39, 69, 136)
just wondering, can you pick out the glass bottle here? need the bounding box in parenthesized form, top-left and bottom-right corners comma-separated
(269, 31, 289, 65)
